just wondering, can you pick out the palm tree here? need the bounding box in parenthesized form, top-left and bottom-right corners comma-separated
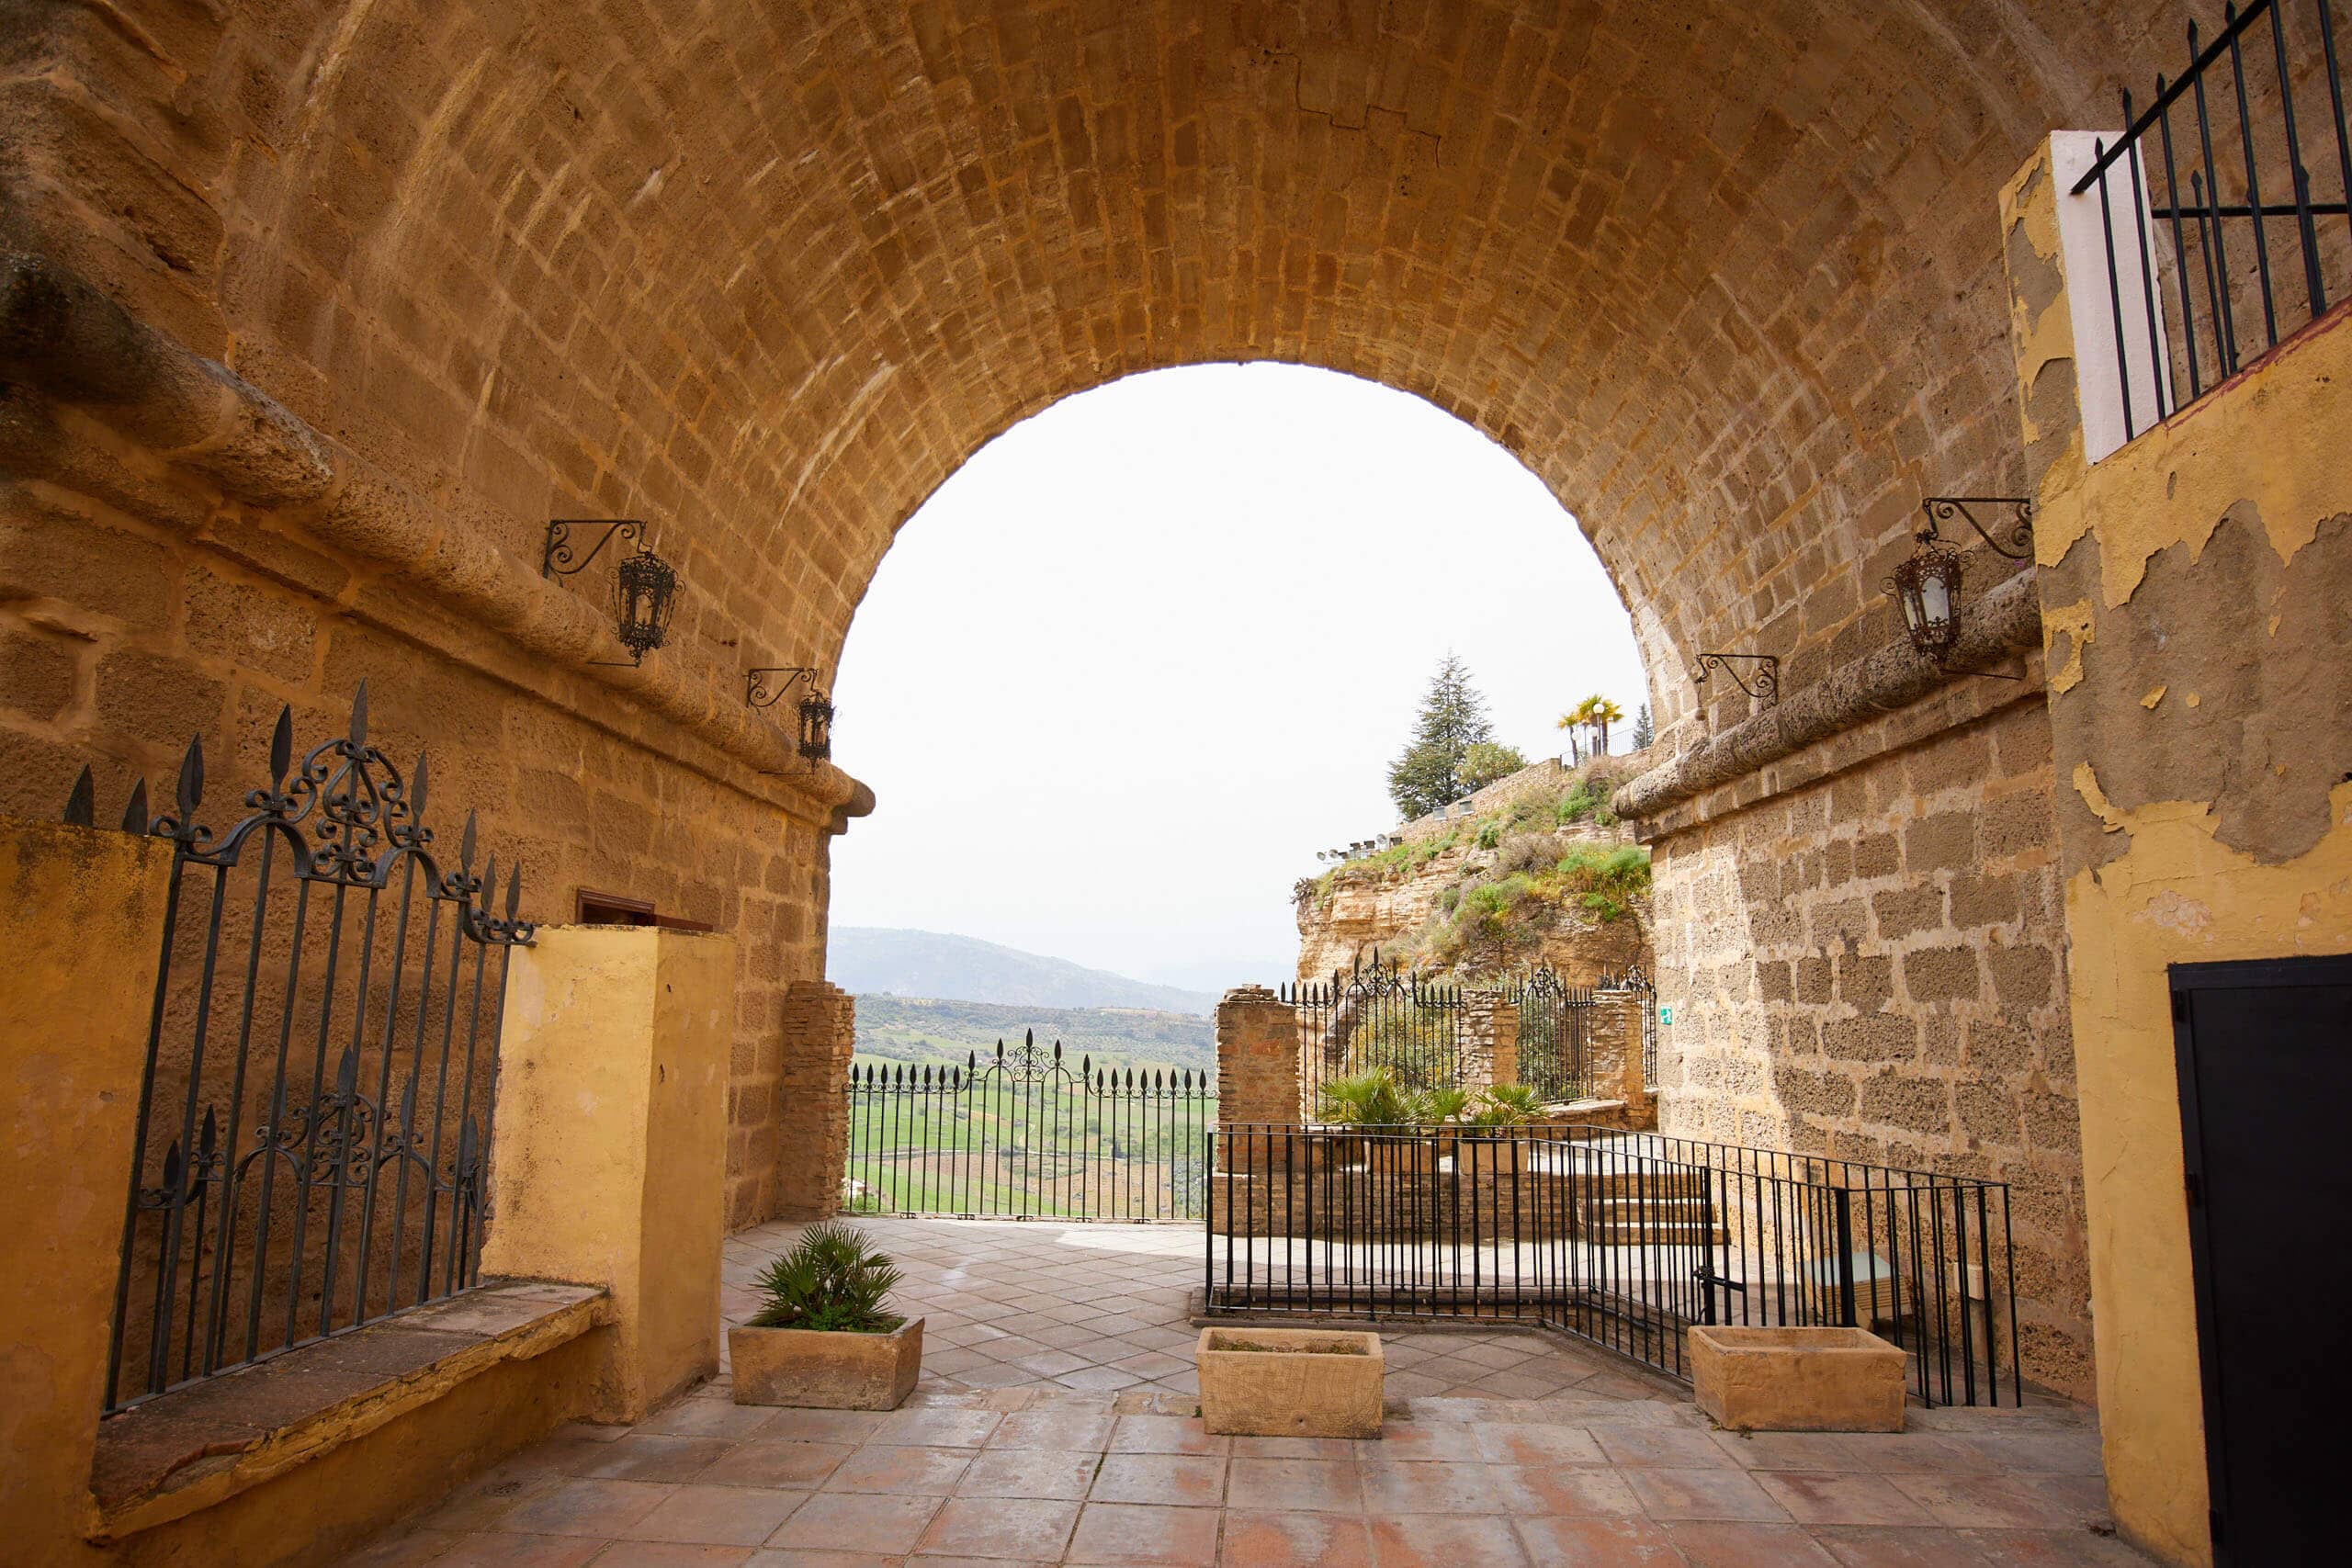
(1588, 697, 1625, 754)
(1558, 694, 1624, 757)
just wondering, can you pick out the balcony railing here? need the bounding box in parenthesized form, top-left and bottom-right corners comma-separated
(2073, 0, 2352, 443)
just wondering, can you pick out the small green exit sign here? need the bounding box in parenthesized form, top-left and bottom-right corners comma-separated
(1659, 1007, 1674, 1025)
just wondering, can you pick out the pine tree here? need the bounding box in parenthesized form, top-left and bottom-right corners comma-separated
(1632, 702, 1655, 750)
(1387, 653, 1495, 819)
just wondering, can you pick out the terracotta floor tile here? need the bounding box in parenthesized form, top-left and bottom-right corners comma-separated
(745, 1550, 899, 1565)
(1366, 1512, 1532, 1566)
(755, 1412, 888, 1446)
(1493, 1462, 1644, 1517)
(1106, 1415, 1227, 1455)
(956, 1448, 1102, 1500)
(768, 1493, 939, 1555)
(1624, 1467, 1792, 1523)
(1757, 1472, 1939, 1527)
(1513, 1515, 1688, 1566)
(1476, 1423, 1606, 1466)
(988, 1410, 1114, 1451)
(1813, 1525, 1996, 1566)
(1218, 1510, 1375, 1567)
(1088, 1452, 1226, 1506)
(915, 1496, 1081, 1560)
(1228, 1435, 1361, 1461)
(1358, 1458, 1507, 1515)
(695, 1442, 855, 1490)
(636, 1400, 782, 1442)
(871, 1410, 1001, 1449)
(820, 1445, 973, 1495)
(1056, 1366, 1144, 1393)
(1956, 1529, 2154, 1565)
(1886, 1475, 2089, 1530)
(1374, 1423, 1485, 1461)
(1226, 1456, 1363, 1513)
(1951, 1435, 2104, 1475)
(586, 1545, 758, 1566)
(1592, 1426, 1735, 1468)
(426, 1536, 604, 1568)
(1834, 1436, 2002, 1475)
(618, 1483, 807, 1545)
(1666, 1519, 1841, 1566)
(500, 1480, 676, 1538)
(1708, 1431, 1859, 1471)
(343, 1527, 464, 1567)
(573, 1436, 737, 1483)
(1066, 1502, 1223, 1566)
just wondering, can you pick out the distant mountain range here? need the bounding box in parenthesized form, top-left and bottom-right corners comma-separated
(828, 928, 1219, 1016)
(850, 995, 1215, 1076)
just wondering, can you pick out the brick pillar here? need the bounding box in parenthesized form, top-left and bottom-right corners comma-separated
(775, 980, 854, 1219)
(1460, 991, 1520, 1092)
(1586, 990, 1648, 1104)
(1216, 986, 1302, 1127)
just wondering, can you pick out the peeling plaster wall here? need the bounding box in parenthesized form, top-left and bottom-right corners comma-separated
(2003, 136, 2352, 1568)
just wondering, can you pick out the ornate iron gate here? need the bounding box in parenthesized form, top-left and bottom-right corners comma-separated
(1502, 965, 1593, 1103)
(1283, 956, 1465, 1109)
(68, 687, 536, 1414)
(843, 1032, 1216, 1220)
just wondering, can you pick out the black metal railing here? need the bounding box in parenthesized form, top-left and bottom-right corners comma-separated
(843, 1032, 1216, 1220)
(2073, 0, 2351, 441)
(67, 687, 536, 1415)
(1205, 1124, 2021, 1408)
(1283, 956, 1465, 1109)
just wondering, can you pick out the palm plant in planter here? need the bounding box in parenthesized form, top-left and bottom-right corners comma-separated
(729, 1223, 923, 1409)
(1464, 1083, 1546, 1175)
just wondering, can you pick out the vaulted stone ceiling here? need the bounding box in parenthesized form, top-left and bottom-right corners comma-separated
(15, 1, 2165, 728)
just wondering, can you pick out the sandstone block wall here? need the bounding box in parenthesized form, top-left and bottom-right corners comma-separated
(1649, 693, 2086, 1396)
(0, 504, 836, 1230)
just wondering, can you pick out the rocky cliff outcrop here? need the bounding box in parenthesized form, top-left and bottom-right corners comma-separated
(1295, 757, 1655, 984)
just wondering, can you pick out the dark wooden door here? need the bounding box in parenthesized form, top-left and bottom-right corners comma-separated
(2171, 955, 2352, 1563)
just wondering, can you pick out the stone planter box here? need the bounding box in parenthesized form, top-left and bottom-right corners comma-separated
(1690, 1325, 1905, 1433)
(1196, 1326, 1383, 1438)
(729, 1317, 922, 1410)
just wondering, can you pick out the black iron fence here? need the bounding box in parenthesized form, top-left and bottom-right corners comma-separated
(67, 688, 536, 1415)
(843, 1032, 1216, 1220)
(1284, 958, 1465, 1109)
(1205, 1124, 2020, 1408)
(2074, 0, 2351, 441)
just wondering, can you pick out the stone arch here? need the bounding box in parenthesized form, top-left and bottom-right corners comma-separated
(0, 0, 2157, 1391)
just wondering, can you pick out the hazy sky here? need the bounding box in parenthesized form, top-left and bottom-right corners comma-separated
(828, 363, 1645, 994)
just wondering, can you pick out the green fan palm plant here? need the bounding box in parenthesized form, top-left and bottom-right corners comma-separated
(749, 1223, 906, 1334)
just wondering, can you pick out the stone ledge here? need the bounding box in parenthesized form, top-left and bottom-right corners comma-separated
(88, 1279, 607, 1540)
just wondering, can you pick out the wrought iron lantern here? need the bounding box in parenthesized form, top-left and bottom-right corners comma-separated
(797, 692, 834, 764)
(1886, 525, 1966, 662)
(747, 667, 833, 769)
(1886, 497, 2032, 665)
(542, 519, 680, 668)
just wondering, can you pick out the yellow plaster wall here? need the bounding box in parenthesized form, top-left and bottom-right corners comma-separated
(2003, 136, 2352, 1565)
(485, 925, 737, 1421)
(0, 817, 175, 1568)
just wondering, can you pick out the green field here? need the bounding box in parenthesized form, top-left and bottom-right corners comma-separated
(842, 1057, 1215, 1219)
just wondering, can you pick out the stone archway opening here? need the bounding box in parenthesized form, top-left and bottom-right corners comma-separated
(0, 0, 2183, 1425)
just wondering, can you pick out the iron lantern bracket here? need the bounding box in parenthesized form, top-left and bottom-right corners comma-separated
(1692, 653, 1780, 705)
(1919, 496, 2034, 560)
